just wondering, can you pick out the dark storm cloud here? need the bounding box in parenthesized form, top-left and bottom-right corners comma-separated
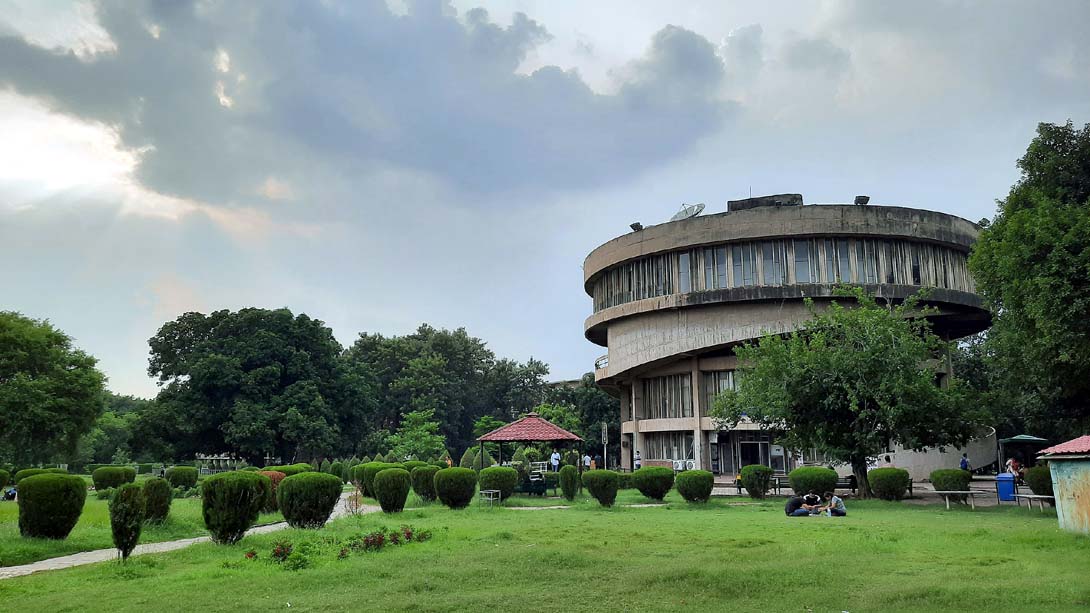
(0, 0, 728, 204)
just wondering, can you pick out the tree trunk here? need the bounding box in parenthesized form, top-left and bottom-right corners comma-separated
(851, 457, 873, 499)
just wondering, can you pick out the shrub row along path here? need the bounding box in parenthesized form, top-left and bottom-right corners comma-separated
(0, 493, 375, 580)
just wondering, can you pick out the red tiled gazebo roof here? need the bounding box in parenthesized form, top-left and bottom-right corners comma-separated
(477, 412, 583, 442)
(1039, 435, 1090, 456)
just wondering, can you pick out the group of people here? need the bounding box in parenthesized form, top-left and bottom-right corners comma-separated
(548, 449, 604, 472)
(785, 491, 847, 517)
(1004, 456, 1026, 485)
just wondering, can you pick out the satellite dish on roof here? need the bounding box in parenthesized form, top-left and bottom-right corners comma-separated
(669, 202, 705, 222)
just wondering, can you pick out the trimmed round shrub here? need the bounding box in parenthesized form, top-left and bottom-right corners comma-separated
(402, 460, 428, 473)
(930, 469, 972, 503)
(582, 470, 619, 507)
(165, 466, 199, 489)
(459, 448, 477, 469)
(479, 466, 519, 500)
(110, 482, 146, 559)
(472, 449, 495, 471)
(676, 470, 714, 503)
(240, 466, 259, 472)
(319, 459, 332, 474)
(1025, 464, 1054, 497)
(868, 467, 911, 501)
(17, 474, 87, 539)
(633, 466, 674, 501)
(0, 468, 9, 489)
(788, 467, 838, 496)
(259, 471, 287, 512)
(15, 468, 48, 484)
(142, 477, 173, 523)
(617, 472, 634, 490)
(93, 466, 136, 490)
(373, 468, 411, 514)
(435, 467, 477, 510)
(384, 451, 398, 463)
(201, 471, 271, 544)
(411, 465, 440, 502)
(260, 463, 313, 477)
(359, 462, 405, 498)
(329, 461, 344, 480)
(278, 472, 343, 528)
(559, 465, 579, 501)
(740, 464, 773, 499)
(136, 463, 155, 474)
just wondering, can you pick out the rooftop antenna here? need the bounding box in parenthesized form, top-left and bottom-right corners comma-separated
(669, 202, 705, 222)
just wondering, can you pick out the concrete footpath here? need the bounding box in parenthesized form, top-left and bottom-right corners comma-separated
(0, 493, 377, 580)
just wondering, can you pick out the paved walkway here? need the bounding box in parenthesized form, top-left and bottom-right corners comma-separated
(0, 494, 377, 580)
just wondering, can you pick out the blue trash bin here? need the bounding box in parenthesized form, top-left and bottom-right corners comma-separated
(996, 473, 1016, 501)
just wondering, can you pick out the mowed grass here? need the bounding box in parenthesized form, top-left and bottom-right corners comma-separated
(1, 497, 1087, 612)
(0, 497, 283, 567)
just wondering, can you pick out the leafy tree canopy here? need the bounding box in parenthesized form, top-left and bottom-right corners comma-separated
(386, 408, 447, 461)
(0, 311, 106, 465)
(710, 289, 982, 497)
(970, 120, 1090, 437)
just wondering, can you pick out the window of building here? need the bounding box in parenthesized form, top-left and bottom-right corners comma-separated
(837, 240, 852, 283)
(762, 241, 786, 286)
(644, 431, 694, 460)
(793, 239, 815, 283)
(704, 370, 735, 410)
(732, 243, 757, 287)
(643, 374, 693, 419)
(678, 252, 691, 293)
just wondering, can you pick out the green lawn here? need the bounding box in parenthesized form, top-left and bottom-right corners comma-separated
(0, 497, 1086, 612)
(0, 497, 283, 567)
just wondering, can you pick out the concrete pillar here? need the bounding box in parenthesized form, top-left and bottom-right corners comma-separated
(690, 356, 704, 470)
(620, 385, 632, 471)
(632, 381, 643, 466)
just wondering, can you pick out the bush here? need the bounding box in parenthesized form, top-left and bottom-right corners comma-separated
(240, 466, 259, 472)
(358, 462, 405, 498)
(459, 448, 477, 469)
(1025, 464, 1054, 497)
(329, 461, 344, 480)
(479, 466, 519, 500)
(411, 465, 440, 502)
(676, 470, 714, 503)
(110, 483, 145, 559)
(740, 464, 773, 499)
(868, 468, 911, 501)
(0, 468, 9, 489)
(384, 451, 398, 463)
(788, 467, 839, 496)
(373, 468, 411, 513)
(165, 466, 199, 489)
(261, 463, 314, 477)
(93, 466, 137, 490)
(402, 460, 428, 473)
(543, 471, 560, 491)
(17, 474, 87, 539)
(617, 472, 634, 489)
(259, 471, 287, 512)
(15, 468, 48, 484)
(559, 465, 579, 500)
(633, 466, 674, 501)
(582, 470, 619, 507)
(472, 449, 495, 471)
(143, 477, 173, 523)
(930, 469, 972, 503)
(434, 467, 477, 510)
(136, 463, 155, 475)
(278, 472, 343, 528)
(96, 487, 116, 500)
(319, 459, 332, 474)
(360, 455, 372, 465)
(202, 471, 271, 544)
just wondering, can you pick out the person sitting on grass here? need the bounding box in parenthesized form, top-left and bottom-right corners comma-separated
(803, 491, 823, 514)
(785, 495, 810, 517)
(821, 491, 846, 516)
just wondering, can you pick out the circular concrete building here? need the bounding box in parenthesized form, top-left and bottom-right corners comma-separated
(583, 195, 991, 476)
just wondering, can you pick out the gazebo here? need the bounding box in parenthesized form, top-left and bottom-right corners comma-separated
(476, 412, 584, 474)
(999, 434, 1050, 468)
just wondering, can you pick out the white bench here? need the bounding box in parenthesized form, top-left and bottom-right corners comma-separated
(933, 490, 984, 510)
(1015, 494, 1054, 512)
(479, 489, 501, 508)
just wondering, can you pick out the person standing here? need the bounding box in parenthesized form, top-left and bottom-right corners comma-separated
(583, 452, 592, 470)
(959, 453, 971, 471)
(550, 448, 561, 472)
(633, 450, 642, 470)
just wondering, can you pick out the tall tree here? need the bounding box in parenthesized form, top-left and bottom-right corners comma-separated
(386, 408, 447, 461)
(146, 308, 353, 464)
(710, 289, 981, 497)
(0, 311, 106, 465)
(543, 373, 621, 462)
(970, 120, 1090, 437)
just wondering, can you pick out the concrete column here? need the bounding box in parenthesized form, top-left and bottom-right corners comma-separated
(632, 381, 643, 466)
(690, 356, 704, 470)
(620, 385, 632, 471)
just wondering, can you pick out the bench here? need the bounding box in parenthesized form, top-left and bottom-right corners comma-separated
(1014, 494, 1054, 512)
(734, 475, 869, 496)
(479, 489, 501, 508)
(933, 490, 984, 510)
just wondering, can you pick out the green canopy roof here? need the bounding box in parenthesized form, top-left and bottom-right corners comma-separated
(999, 434, 1049, 444)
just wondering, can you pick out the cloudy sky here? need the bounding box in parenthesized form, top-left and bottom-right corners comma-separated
(2, 1, 1088, 398)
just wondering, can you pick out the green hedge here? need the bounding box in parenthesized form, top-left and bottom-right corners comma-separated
(258, 471, 287, 512)
(617, 472, 634, 490)
(1025, 464, 1054, 497)
(930, 469, 972, 503)
(676, 470, 714, 503)
(0, 469, 9, 489)
(435, 467, 477, 510)
(373, 468, 411, 514)
(260, 463, 314, 477)
(93, 466, 136, 490)
(582, 470, 619, 507)
(201, 471, 270, 544)
(357, 462, 406, 498)
(459, 448, 476, 469)
(14, 468, 67, 484)
(17, 474, 87, 539)
(868, 468, 911, 501)
(329, 461, 344, 481)
(411, 465, 440, 502)
(402, 460, 428, 474)
(110, 483, 145, 559)
(135, 463, 155, 475)
(788, 467, 838, 496)
(740, 464, 773, 499)
(278, 472, 343, 528)
(165, 466, 199, 489)
(479, 466, 519, 501)
(559, 465, 579, 501)
(142, 477, 173, 523)
(633, 466, 674, 501)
